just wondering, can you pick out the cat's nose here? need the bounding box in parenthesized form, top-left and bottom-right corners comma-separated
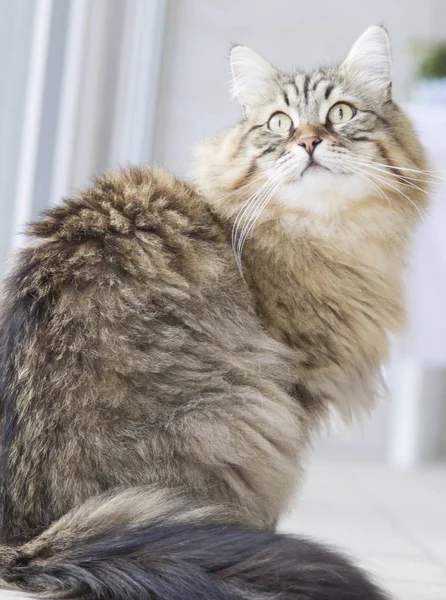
(297, 136, 322, 155)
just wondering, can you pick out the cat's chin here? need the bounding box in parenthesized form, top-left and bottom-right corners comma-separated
(276, 170, 374, 218)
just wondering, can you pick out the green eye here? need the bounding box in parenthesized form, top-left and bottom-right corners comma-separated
(327, 103, 355, 124)
(268, 112, 293, 133)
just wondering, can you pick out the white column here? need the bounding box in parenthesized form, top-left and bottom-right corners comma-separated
(109, 0, 167, 167)
(49, 0, 90, 207)
(388, 355, 426, 469)
(0, 1, 36, 271)
(11, 0, 54, 250)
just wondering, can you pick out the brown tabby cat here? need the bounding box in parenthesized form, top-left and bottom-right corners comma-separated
(0, 26, 430, 599)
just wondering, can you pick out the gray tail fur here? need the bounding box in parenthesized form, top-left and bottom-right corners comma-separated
(0, 489, 390, 600)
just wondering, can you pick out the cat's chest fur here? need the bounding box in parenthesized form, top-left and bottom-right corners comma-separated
(243, 222, 405, 418)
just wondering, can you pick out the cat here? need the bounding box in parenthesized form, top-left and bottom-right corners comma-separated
(0, 25, 430, 600)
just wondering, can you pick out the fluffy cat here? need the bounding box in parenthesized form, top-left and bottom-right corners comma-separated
(0, 26, 429, 599)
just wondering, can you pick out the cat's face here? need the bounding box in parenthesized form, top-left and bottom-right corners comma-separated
(194, 26, 429, 253)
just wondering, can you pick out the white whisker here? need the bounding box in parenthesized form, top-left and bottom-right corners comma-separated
(370, 162, 443, 179)
(235, 171, 285, 248)
(323, 152, 425, 220)
(339, 156, 433, 199)
(342, 157, 435, 194)
(236, 178, 285, 274)
(220, 168, 274, 202)
(233, 160, 291, 244)
(237, 176, 284, 254)
(231, 161, 293, 275)
(351, 163, 425, 221)
(339, 151, 443, 181)
(231, 170, 283, 250)
(344, 164, 393, 210)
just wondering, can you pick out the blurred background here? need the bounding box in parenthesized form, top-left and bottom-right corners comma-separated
(1, 0, 446, 468)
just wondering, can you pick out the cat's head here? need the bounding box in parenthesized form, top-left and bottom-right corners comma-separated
(195, 26, 430, 251)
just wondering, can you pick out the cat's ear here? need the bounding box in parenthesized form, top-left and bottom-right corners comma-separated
(230, 46, 278, 113)
(341, 26, 392, 98)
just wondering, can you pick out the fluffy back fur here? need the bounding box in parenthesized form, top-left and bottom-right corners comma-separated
(0, 26, 429, 599)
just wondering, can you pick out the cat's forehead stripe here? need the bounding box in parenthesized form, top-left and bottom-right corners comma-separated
(283, 72, 335, 109)
(324, 84, 334, 100)
(285, 80, 299, 104)
(311, 76, 326, 92)
(302, 74, 310, 102)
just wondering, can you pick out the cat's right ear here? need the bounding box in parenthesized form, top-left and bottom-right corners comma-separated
(341, 26, 392, 99)
(230, 46, 278, 115)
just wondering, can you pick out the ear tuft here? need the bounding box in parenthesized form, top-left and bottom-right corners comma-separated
(341, 26, 392, 97)
(230, 46, 278, 113)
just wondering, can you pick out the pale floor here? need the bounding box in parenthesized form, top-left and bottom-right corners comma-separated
(0, 461, 445, 600)
(279, 460, 446, 600)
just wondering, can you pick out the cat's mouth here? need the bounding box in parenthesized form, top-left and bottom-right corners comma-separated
(300, 159, 330, 178)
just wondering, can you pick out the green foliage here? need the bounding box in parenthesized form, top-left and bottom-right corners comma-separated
(416, 42, 446, 80)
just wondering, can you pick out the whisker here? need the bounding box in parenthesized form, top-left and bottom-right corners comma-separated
(241, 161, 295, 237)
(219, 156, 291, 205)
(341, 152, 443, 181)
(356, 167, 425, 221)
(324, 154, 425, 220)
(220, 167, 277, 202)
(236, 177, 286, 271)
(370, 162, 443, 179)
(343, 164, 393, 210)
(237, 176, 284, 253)
(333, 147, 442, 181)
(340, 157, 434, 197)
(231, 166, 286, 249)
(232, 161, 293, 274)
(232, 180, 272, 250)
(235, 169, 287, 248)
(343, 158, 436, 191)
(234, 180, 280, 274)
(236, 160, 291, 228)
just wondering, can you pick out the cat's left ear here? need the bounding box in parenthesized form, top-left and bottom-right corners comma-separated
(341, 26, 392, 99)
(230, 46, 278, 114)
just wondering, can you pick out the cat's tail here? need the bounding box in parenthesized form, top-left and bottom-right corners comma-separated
(0, 487, 389, 600)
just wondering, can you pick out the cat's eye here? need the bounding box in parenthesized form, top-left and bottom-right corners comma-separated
(327, 103, 356, 125)
(268, 112, 293, 133)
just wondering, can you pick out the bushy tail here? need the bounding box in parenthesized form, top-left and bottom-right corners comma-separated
(0, 487, 389, 600)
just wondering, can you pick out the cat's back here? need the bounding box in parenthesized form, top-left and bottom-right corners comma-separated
(1, 165, 256, 389)
(0, 166, 280, 542)
(22, 166, 231, 291)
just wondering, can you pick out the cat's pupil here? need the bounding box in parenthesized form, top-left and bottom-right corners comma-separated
(339, 108, 343, 119)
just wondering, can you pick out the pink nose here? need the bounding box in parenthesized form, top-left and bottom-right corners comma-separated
(297, 136, 321, 155)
